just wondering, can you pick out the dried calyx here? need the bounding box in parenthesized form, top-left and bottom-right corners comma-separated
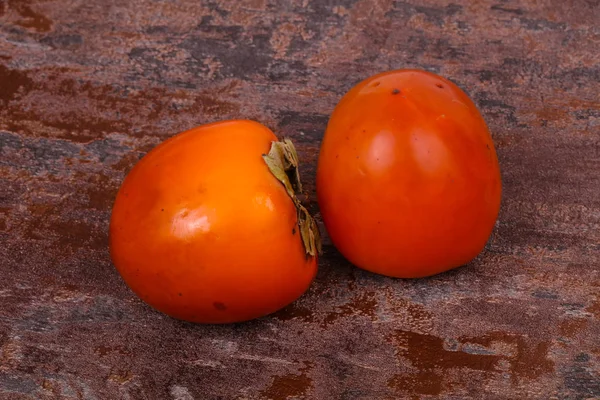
(263, 139, 322, 257)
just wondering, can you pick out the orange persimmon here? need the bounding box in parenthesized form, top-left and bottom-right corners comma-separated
(110, 120, 319, 323)
(317, 70, 501, 278)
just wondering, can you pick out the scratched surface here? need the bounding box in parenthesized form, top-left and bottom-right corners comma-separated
(1, 0, 599, 399)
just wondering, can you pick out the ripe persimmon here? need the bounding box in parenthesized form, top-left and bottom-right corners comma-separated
(317, 70, 501, 278)
(110, 120, 319, 323)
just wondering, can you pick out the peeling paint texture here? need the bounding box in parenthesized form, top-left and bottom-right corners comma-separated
(1, 0, 599, 399)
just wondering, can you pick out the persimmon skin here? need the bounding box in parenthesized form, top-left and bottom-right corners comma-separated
(109, 120, 317, 323)
(316, 70, 502, 278)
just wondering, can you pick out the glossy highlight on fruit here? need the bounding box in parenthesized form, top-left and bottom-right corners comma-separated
(110, 120, 319, 323)
(317, 69, 502, 278)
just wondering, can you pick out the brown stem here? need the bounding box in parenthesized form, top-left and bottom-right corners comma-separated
(263, 139, 322, 257)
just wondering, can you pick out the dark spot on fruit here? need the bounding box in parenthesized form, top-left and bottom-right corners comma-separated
(213, 302, 227, 311)
(436, 83, 444, 89)
(392, 88, 401, 95)
(292, 227, 296, 235)
(161, 208, 164, 211)
(486, 144, 490, 150)
(178, 293, 182, 296)
(362, 129, 366, 133)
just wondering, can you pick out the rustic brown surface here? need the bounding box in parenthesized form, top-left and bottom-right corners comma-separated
(1, 0, 599, 399)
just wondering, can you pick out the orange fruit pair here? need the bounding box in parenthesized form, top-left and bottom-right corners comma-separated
(109, 69, 502, 323)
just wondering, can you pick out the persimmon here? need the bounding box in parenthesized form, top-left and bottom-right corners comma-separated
(110, 120, 320, 323)
(316, 70, 501, 278)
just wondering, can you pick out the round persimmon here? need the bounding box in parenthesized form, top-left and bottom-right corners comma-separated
(110, 120, 320, 323)
(316, 69, 501, 278)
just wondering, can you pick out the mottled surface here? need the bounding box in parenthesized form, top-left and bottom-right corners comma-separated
(1, 0, 599, 399)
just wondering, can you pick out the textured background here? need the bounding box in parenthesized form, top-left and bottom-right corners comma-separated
(1, 0, 599, 399)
